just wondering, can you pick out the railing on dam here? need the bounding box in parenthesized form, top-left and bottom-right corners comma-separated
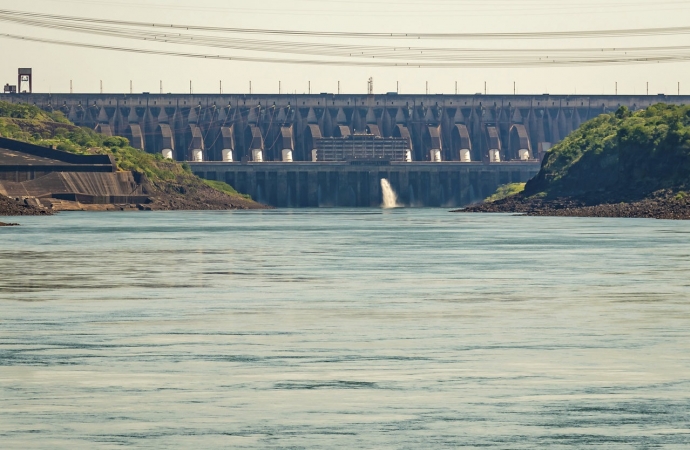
(3, 93, 687, 166)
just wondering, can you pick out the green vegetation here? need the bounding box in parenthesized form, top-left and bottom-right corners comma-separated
(524, 104, 690, 201)
(0, 102, 188, 182)
(202, 179, 251, 200)
(485, 183, 526, 203)
(0, 102, 70, 123)
(0, 101, 250, 200)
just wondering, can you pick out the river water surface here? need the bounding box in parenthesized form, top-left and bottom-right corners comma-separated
(1, 209, 689, 448)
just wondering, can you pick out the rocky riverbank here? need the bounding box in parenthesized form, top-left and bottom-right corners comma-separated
(138, 175, 270, 211)
(0, 194, 52, 216)
(458, 104, 690, 220)
(459, 190, 690, 220)
(1, 185, 269, 215)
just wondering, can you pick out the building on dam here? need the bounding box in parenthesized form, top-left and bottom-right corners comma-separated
(1, 92, 687, 207)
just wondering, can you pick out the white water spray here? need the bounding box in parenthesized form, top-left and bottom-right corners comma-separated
(380, 178, 400, 209)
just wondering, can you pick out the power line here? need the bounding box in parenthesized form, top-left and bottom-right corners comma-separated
(4, 12, 690, 62)
(25, 0, 690, 17)
(3, 9, 690, 40)
(3, 8, 690, 68)
(3, 33, 690, 68)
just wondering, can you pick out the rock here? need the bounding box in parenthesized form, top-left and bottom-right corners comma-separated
(0, 194, 52, 216)
(456, 190, 690, 220)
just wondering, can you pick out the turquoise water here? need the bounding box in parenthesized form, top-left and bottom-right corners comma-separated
(1, 210, 689, 449)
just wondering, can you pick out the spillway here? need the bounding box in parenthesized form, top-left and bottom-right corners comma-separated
(3, 92, 686, 207)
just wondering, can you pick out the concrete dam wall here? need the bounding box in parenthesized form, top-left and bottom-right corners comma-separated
(2, 92, 686, 207)
(190, 161, 541, 208)
(3, 93, 687, 163)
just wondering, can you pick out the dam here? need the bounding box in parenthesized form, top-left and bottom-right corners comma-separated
(1, 92, 687, 206)
(189, 160, 538, 207)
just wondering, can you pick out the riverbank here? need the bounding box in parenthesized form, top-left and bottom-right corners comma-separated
(137, 175, 269, 211)
(458, 104, 690, 220)
(0, 193, 52, 216)
(459, 190, 690, 220)
(1, 186, 268, 215)
(0, 101, 267, 212)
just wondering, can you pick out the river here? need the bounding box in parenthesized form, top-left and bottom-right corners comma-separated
(1, 209, 689, 448)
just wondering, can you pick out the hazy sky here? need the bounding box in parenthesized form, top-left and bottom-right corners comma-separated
(1, 0, 689, 95)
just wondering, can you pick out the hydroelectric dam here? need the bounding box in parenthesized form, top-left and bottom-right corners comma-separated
(2, 92, 687, 207)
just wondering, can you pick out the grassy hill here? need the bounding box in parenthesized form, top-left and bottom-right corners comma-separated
(524, 104, 690, 202)
(0, 101, 264, 210)
(463, 104, 690, 219)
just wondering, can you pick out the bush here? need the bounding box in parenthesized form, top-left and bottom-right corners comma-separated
(103, 136, 129, 148)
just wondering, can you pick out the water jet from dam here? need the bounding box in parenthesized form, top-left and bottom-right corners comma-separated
(381, 178, 400, 209)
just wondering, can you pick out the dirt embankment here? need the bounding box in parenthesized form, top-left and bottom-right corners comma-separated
(0, 174, 270, 216)
(458, 190, 690, 220)
(142, 176, 270, 211)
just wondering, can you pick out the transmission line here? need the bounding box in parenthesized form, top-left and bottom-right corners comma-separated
(2, 9, 690, 40)
(3, 33, 690, 68)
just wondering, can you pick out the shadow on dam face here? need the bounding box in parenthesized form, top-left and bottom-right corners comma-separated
(189, 161, 540, 208)
(4, 93, 688, 168)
